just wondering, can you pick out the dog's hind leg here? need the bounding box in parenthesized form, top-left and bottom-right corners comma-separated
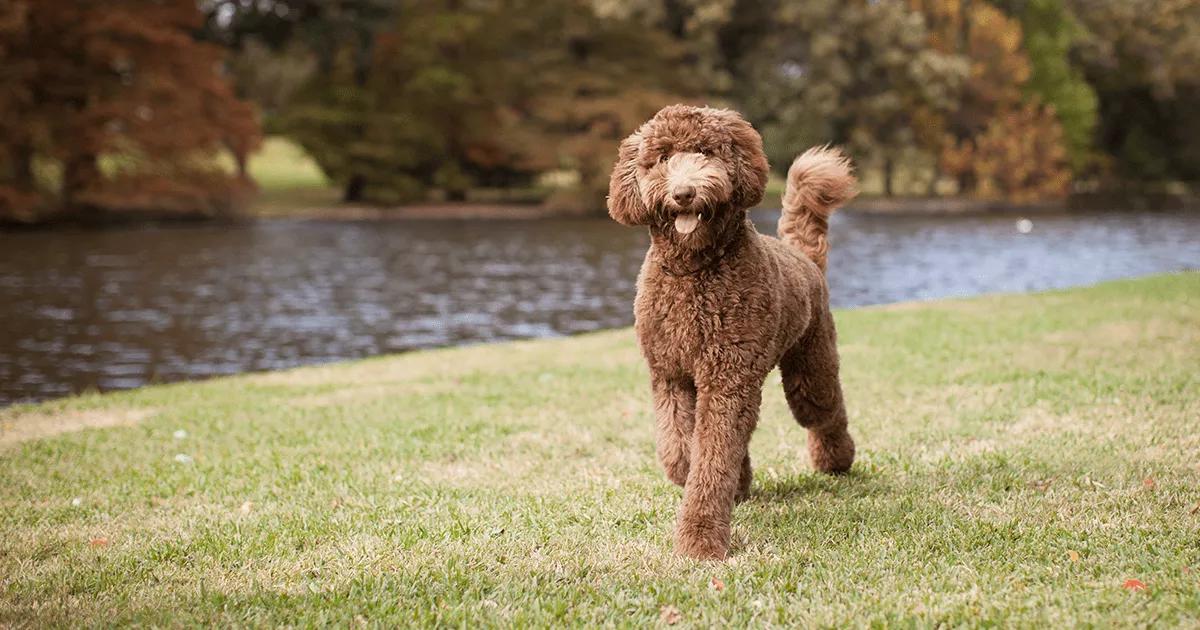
(653, 377, 696, 487)
(735, 452, 752, 503)
(780, 307, 855, 474)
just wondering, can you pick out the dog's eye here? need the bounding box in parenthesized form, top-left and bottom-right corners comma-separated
(700, 148, 713, 157)
(658, 153, 669, 164)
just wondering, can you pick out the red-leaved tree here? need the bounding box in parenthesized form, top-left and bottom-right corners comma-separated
(0, 0, 261, 222)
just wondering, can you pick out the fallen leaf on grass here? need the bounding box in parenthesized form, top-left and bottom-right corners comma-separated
(1142, 477, 1156, 490)
(1122, 579, 1148, 592)
(659, 605, 682, 625)
(88, 537, 109, 547)
(239, 501, 253, 514)
(1029, 478, 1055, 492)
(709, 577, 725, 592)
(1067, 550, 1080, 562)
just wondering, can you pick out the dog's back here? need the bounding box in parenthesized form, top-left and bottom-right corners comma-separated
(777, 147, 858, 273)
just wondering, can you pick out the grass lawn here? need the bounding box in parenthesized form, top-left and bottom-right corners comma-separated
(243, 137, 341, 217)
(2, 274, 1198, 626)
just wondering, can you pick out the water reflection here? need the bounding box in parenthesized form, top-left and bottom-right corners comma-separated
(0, 209, 1196, 404)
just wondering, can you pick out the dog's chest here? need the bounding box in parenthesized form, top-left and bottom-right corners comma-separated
(637, 287, 698, 370)
(633, 274, 751, 378)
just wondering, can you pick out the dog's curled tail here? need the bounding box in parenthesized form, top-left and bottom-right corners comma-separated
(778, 146, 858, 273)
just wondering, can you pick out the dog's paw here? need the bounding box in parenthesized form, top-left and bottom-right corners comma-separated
(675, 520, 730, 560)
(809, 428, 855, 474)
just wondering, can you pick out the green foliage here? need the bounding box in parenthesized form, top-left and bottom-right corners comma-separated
(280, 0, 690, 206)
(997, 0, 1098, 171)
(1065, 0, 1200, 183)
(228, 39, 317, 126)
(733, 0, 965, 193)
(200, 0, 1200, 208)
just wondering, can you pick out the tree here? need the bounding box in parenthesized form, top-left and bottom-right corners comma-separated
(912, 0, 1071, 198)
(1066, 0, 1200, 183)
(941, 102, 1071, 201)
(503, 0, 696, 206)
(282, 0, 692, 207)
(0, 2, 39, 219)
(0, 0, 261, 222)
(992, 0, 1098, 171)
(734, 0, 965, 194)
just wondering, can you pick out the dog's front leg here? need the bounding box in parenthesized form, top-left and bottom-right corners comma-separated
(674, 384, 760, 560)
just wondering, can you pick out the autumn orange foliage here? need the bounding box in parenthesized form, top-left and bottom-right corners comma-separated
(911, 0, 1070, 200)
(941, 102, 1071, 202)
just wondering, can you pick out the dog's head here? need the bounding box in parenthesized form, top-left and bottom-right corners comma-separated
(607, 105, 769, 246)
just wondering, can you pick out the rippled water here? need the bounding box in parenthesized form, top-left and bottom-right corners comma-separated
(1, 209, 1197, 405)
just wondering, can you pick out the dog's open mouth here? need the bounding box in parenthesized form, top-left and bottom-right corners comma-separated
(674, 212, 702, 235)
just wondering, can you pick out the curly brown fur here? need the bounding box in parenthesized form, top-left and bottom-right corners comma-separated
(779, 146, 858, 272)
(607, 105, 858, 560)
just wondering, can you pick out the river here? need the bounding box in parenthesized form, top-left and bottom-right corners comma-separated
(1, 208, 1196, 405)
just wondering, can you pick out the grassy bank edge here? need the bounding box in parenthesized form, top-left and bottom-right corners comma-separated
(1, 272, 1197, 627)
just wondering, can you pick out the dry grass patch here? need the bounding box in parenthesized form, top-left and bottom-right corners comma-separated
(0, 406, 156, 447)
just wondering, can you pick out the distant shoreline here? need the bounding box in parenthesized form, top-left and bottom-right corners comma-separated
(254, 193, 1197, 222)
(3, 193, 1194, 229)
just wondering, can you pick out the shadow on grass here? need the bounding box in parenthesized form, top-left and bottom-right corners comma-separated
(747, 463, 894, 504)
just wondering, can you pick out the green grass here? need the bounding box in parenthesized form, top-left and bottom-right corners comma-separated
(247, 137, 330, 192)
(2, 274, 1198, 626)
(242, 137, 341, 217)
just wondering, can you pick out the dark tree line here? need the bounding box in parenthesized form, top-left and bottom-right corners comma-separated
(210, 0, 1200, 205)
(2, 0, 1197, 221)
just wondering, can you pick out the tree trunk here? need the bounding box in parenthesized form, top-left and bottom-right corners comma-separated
(234, 151, 249, 180)
(957, 171, 976, 197)
(883, 155, 895, 197)
(62, 153, 99, 208)
(343, 175, 366, 202)
(12, 143, 35, 190)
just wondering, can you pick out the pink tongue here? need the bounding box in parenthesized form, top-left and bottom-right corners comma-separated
(674, 213, 700, 234)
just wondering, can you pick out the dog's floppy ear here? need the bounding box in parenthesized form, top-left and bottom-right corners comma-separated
(607, 128, 652, 226)
(722, 111, 770, 209)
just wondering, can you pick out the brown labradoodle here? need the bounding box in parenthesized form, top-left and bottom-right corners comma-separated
(607, 105, 858, 560)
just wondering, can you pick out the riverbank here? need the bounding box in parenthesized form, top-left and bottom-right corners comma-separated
(7, 183, 1195, 229)
(2, 273, 1198, 625)
(243, 194, 1200, 223)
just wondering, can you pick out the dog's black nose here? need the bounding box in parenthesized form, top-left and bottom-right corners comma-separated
(672, 185, 696, 206)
